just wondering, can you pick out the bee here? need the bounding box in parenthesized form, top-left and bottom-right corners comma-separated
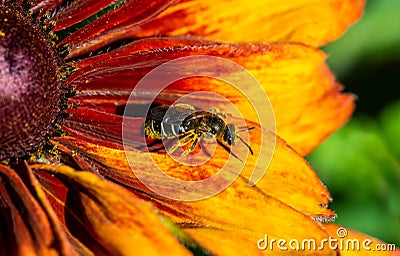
(144, 103, 254, 160)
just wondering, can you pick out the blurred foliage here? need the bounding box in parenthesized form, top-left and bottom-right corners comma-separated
(308, 102, 400, 245)
(322, 0, 400, 116)
(308, 0, 400, 246)
(323, 0, 400, 77)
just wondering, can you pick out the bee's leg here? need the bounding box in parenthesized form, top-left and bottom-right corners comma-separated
(167, 133, 194, 155)
(183, 134, 200, 156)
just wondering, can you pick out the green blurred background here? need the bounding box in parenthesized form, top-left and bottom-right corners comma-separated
(307, 0, 400, 246)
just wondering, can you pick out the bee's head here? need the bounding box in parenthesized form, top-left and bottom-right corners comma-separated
(223, 124, 237, 145)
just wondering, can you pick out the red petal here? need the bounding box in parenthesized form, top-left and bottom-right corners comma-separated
(53, 0, 121, 30)
(59, 0, 365, 58)
(66, 40, 353, 154)
(0, 163, 89, 255)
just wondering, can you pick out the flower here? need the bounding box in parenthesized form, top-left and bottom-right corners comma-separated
(1, 0, 397, 255)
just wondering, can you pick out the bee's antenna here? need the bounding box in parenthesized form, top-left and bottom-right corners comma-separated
(238, 136, 254, 155)
(238, 126, 255, 132)
(217, 140, 243, 162)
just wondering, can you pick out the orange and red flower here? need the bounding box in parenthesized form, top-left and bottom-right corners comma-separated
(1, 0, 398, 255)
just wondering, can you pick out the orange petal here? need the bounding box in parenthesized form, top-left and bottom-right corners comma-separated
(51, 136, 338, 253)
(67, 41, 353, 155)
(184, 227, 339, 256)
(53, 124, 333, 218)
(135, 0, 365, 47)
(242, 123, 335, 217)
(228, 44, 354, 155)
(148, 176, 336, 255)
(30, 164, 190, 256)
(323, 224, 400, 256)
(183, 228, 265, 256)
(62, 0, 365, 56)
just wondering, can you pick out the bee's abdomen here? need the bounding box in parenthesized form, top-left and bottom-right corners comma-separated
(144, 119, 163, 139)
(160, 121, 183, 138)
(145, 118, 184, 139)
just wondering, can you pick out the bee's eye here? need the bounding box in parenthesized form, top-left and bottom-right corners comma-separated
(227, 135, 233, 145)
(224, 124, 235, 145)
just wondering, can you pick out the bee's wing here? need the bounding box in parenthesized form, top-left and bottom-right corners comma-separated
(163, 107, 195, 125)
(150, 104, 197, 125)
(149, 105, 169, 121)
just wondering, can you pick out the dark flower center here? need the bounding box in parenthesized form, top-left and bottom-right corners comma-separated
(0, 5, 60, 161)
